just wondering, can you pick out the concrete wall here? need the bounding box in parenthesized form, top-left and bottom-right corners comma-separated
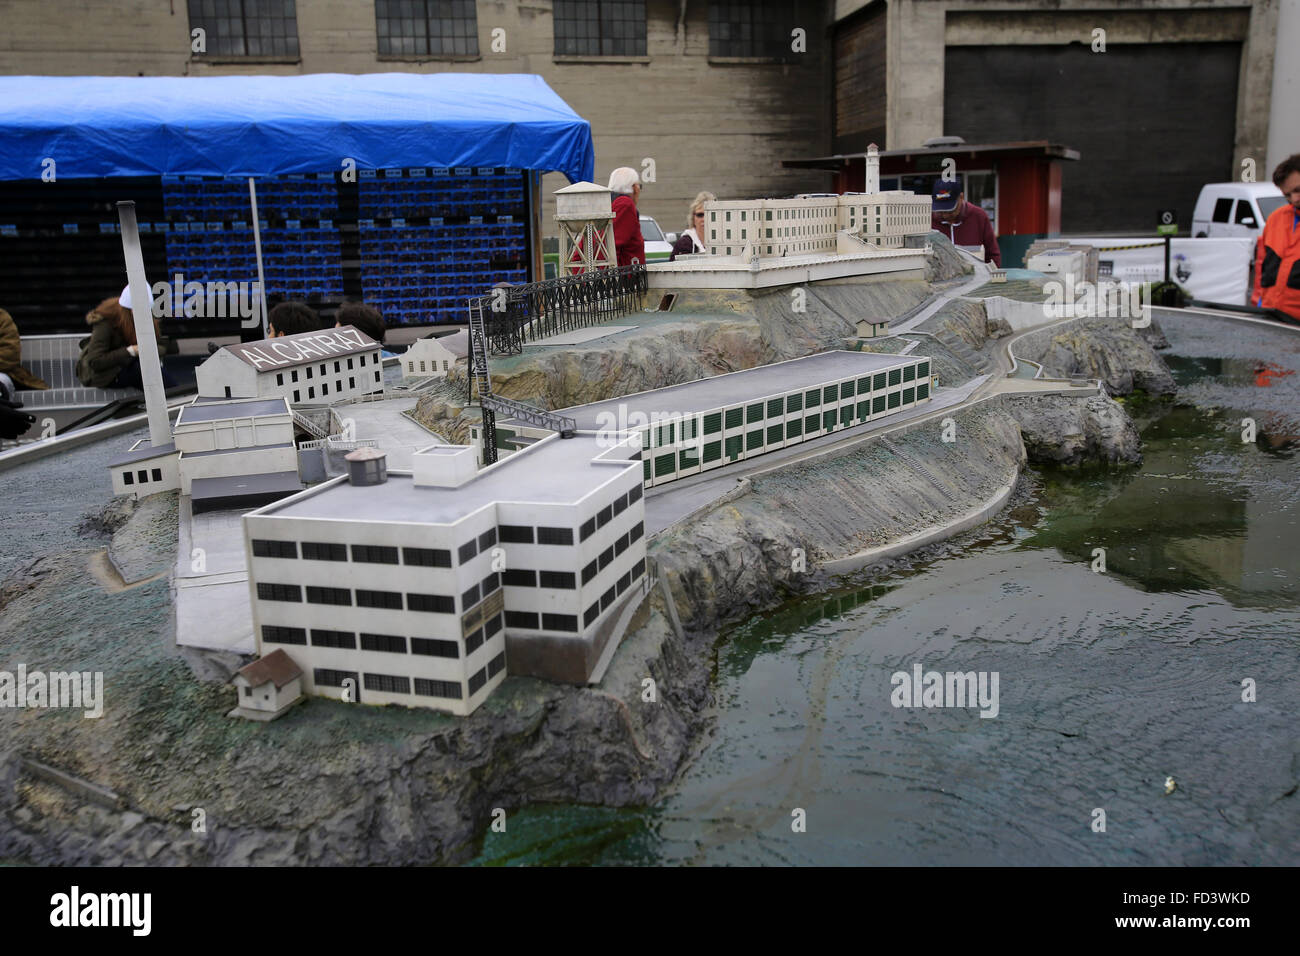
(0, 0, 835, 237)
(850, 0, 1277, 176)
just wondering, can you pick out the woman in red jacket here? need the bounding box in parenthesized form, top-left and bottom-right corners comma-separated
(608, 166, 645, 267)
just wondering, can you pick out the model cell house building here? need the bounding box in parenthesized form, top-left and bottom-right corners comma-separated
(402, 328, 469, 380)
(493, 350, 934, 488)
(195, 325, 382, 404)
(241, 431, 648, 717)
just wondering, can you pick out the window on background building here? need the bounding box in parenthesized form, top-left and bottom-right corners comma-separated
(188, 0, 300, 58)
(554, 0, 647, 56)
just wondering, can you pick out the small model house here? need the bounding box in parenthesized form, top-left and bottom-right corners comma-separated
(108, 439, 180, 498)
(230, 648, 304, 721)
(856, 318, 890, 338)
(402, 329, 469, 380)
(195, 325, 382, 405)
(242, 431, 648, 717)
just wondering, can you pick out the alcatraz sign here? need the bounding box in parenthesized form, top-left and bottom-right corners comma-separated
(229, 326, 378, 371)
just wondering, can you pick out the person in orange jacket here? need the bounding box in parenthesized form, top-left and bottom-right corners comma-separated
(1252, 153, 1300, 321)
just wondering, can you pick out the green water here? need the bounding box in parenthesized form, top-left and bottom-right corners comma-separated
(467, 318, 1300, 866)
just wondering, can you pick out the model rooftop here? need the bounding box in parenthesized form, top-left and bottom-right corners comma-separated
(256, 431, 638, 526)
(176, 397, 290, 423)
(526, 350, 927, 429)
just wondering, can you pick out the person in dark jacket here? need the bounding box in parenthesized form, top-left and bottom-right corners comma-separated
(76, 291, 170, 389)
(669, 191, 715, 261)
(608, 166, 645, 267)
(931, 176, 1001, 266)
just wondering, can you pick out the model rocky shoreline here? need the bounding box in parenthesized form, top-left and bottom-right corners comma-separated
(0, 246, 1176, 865)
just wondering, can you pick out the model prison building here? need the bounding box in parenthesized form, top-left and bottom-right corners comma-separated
(195, 325, 383, 404)
(242, 433, 648, 717)
(701, 192, 932, 258)
(498, 351, 934, 488)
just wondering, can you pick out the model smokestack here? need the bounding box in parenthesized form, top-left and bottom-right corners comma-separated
(346, 446, 388, 486)
(116, 201, 171, 449)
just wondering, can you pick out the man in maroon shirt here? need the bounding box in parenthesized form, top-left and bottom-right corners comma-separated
(931, 176, 1001, 267)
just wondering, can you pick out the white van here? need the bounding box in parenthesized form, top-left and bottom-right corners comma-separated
(1192, 182, 1286, 238)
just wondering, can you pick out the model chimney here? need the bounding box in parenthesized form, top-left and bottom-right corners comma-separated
(346, 447, 388, 486)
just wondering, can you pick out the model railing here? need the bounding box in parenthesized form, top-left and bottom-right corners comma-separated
(468, 263, 647, 357)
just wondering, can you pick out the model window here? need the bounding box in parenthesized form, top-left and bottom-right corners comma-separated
(478, 527, 498, 550)
(359, 354, 366, 366)
(917, 382, 929, 400)
(746, 402, 763, 423)
(443, 361, 448, 371)
(351, 544, 399, 564)
(596, 505, 613, 528)
(542, 613, 578, 633)
(617, 570, 631, 594)
(412, 637, 458, 658)
(348, 377, 355, 389)
(1211, 198, 1233, 223)
(414, 677, 463, 699)
(277, 373, 284, 386)
(805, 388, 820, 407)
(903, 387, 915, 405)
(724, 407, 743, 429)
(252, 539, 298, 559)
(481, 571, 499, 595)
(628, 483, 643, 504)
(766, 398, 783, 418)
(137, 470, 148, 484)
(348, 358, 354, 370)
(505, 610, 539, 629)
(703, 412, 722, 434)
(786, 419, 802, 439)
(123, 472, 134, 485)
(746, 429, 763, 451)
(598, 546, 614, 570)
(257, 583, 302, 602)
(461, 583, 480, 607)
(537, 526, 574, 545)
(468, 668, 487, 695)
(614, 532, 629, 557)
(187, 0, 300, 57)
(311, 629, 357, 649)
(857, 400, 869, 419)
(465, 628, 484, 655)
(408, 593, 454, 613)
(538, 570, 576, 590)
(360, 633, 407, 653)
(499, 524, 534, 544)
(484, 613, 503, 638)
(822, 410, 836, 430)
(903, 365, 916, 382)
(579, 516, 597, 541)
(262, 625, 306, 645)
(581, 560, 598, 584)
(501, 567, 533, 590)
(314, 669, 358, 690)
(305, 586, 351, 605)
(584, 603, 601, 627)
(458, 539, 478, 563)
(840, 405, 853, 426)
(918, 361, 929, 378)
(766, 424, 782, 444)
(888, 391, 901, 409)
(306, 367, 312, 379)
(374, 370, 381, 382)
(823, 384, 837, 403)
(612, 494, 629, 516)
(857, 376, 871, 394)
(629, 520, 644, 543)
(873, 395, 886, 414)
(364, 673, 410, 694)
(321, 382, 328, 395)
(888, 368, 902, 386)
(293, 389, 300, 402)
(599, 585, 616, 611)
(302, 541, 348, 561)
(307, 386, 315, 399)
(654, 452, 675, 477)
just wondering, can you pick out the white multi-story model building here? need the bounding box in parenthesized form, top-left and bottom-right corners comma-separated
(242, 431, 648, 717)
(493, 350, 934, 488)
(195, 325, 383, 405)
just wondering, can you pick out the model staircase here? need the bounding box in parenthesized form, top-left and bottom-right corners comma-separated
(879, 436, 954, 501)
(291, 410, 329, 440)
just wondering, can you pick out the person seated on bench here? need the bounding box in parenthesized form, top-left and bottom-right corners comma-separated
(0, 306, 48, 396)
(76, 286, 173, 389)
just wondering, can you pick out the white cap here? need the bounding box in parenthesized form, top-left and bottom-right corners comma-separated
(119, 284, 133, 310)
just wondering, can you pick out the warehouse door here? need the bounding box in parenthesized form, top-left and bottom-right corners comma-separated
(944, 42, 1241, 234)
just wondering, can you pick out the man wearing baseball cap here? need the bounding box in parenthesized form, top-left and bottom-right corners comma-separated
(931, 175, 1001, 267)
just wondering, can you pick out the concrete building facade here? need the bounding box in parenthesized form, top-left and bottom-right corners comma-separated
(242, 432, 648, 716)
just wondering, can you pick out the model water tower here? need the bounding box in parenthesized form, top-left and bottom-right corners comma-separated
(554, 181, 615, 275)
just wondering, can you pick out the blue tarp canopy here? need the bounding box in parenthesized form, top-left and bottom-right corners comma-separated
(0, 72, 594, 183)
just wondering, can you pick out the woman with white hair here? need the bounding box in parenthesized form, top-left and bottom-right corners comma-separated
(607, 166, 645, 267)
(669, 191, 715, 261)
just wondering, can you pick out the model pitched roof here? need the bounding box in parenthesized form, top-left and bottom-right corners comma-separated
(211, 325, 379, 373)
(235, 648, 303, 689)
